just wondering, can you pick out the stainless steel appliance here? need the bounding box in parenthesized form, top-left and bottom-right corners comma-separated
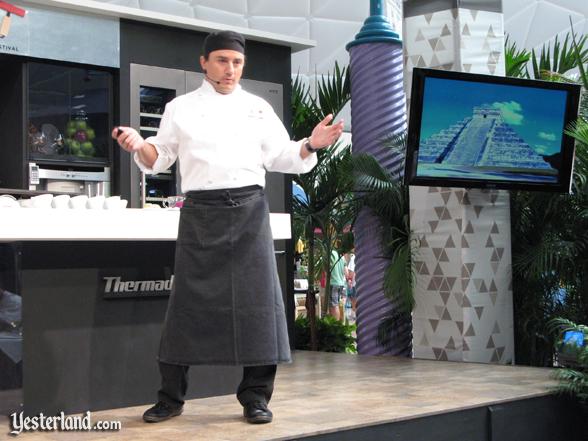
(28, 162, 110, 196)
(130, 64, 187, 207)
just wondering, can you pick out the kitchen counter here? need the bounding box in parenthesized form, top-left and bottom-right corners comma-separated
(0, 209, 291, 241)
(0, 207, 292, 415)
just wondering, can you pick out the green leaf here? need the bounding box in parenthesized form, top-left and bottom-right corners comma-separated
(505, 34, 531, 78)
(530, 31, 588, 79)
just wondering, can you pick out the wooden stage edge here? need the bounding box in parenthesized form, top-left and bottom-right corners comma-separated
(1, 351, 586, 440)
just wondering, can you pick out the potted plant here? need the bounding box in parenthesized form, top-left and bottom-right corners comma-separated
(506, 24, 588, 366)
(291, 63, 354, 350)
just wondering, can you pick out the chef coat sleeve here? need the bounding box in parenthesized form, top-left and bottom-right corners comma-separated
(260, 104, 317, 174)
(134, 101, 179, 174)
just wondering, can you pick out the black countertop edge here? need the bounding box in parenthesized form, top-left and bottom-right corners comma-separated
(0, 188, 72, 197)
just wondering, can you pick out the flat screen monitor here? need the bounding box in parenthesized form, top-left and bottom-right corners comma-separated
(405, 68, 581, 192)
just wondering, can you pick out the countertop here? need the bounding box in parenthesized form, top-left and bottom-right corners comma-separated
(0, 209, 291, 241)
(0, 188, 71, 197)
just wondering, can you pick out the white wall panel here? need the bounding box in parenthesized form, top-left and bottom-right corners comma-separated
(248, 0, 311, 17)
(93, 1, 587, 79)
(248, 16, 310, 39)
(523, 2, 584, 48)
(503, 0, 588, 54)
(105, 0, 140, 7)
(311, 0, 368, 21)
(194, 6, 249, 28)
(139, 0, 194, 17)
(309, 19, 357, 73)
(191, 0, 248, 15)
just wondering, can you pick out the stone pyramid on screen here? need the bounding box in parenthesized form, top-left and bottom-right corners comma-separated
(418, 105, 554, 171)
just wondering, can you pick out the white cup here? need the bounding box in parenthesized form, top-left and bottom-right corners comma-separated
(31, 194, 54, 208)
(87, 196, 106, 210)
(119, 199, 128, 209)
(51, 194, 71, 209)
(69, 195, 89, 209)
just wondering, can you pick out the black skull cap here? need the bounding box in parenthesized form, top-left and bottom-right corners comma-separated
(203, 30, 245, 57)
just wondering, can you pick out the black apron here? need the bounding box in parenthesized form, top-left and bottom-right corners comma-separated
(158, 185, 292, 366)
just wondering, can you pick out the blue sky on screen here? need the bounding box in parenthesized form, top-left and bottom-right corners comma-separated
(420, 77, 568, 156)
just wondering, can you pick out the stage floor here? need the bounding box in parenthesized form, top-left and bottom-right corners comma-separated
(2, 351, 558, 440)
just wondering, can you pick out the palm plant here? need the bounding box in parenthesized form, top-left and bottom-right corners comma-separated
(530, 32, 588, 80)
(507, 25, 588, 366)
(291, 62, 350, 140)
(292, 144, 357, 317)
(510, 189, 588, 365)
(291, 63, 352, 350)
(547, 318, 588, 403)
(504, 35, 531, 78)
(352, 132, 416, 354)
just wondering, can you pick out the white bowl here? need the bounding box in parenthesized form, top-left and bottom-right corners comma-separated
(104, 196, 121, 210)
(19, 199, 33, 208)
(51, 194, 71, 209)
(69, 195, 89, 209)
(31, 194, 54, 208)
(87, 196, 106, 210)
(0, 195, 19, 208)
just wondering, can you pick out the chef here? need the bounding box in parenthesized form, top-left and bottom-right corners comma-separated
(113, 30, 343, 425)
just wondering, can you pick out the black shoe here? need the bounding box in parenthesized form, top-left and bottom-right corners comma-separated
(143, 401, 183, 423)
(243, 402, 273, 424)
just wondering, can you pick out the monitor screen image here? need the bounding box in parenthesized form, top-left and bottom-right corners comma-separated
(405, 68, 581, 192)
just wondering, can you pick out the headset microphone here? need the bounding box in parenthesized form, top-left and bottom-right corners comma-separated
(203, 69, 221, 85)
(206, 75, 221, 85)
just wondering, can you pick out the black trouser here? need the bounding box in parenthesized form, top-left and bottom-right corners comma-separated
(157, 361, 277, 409)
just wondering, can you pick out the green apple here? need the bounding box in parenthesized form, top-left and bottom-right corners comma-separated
(66, 127, 77, 137)
(70, 140, 81, 155)
(86, 128, 95, 140)
(76, 120, 87, 130)
(81, 141, 94, 156)
(66, 120, 77, 131)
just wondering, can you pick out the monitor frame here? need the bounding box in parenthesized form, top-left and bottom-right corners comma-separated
(404, 68, 581, 193)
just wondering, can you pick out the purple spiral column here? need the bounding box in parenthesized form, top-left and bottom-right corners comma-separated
(347, 1, 410, 356)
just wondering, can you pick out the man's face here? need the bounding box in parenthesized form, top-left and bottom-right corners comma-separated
(200, 49, 245, 94)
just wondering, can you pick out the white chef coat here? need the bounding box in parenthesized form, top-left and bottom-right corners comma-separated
(135, 80, 317, 192)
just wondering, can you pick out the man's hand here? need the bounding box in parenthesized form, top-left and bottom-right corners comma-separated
(111, 126, 145, 152)
(112, 126, 158, 168)
(308, 114, 344, 150)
